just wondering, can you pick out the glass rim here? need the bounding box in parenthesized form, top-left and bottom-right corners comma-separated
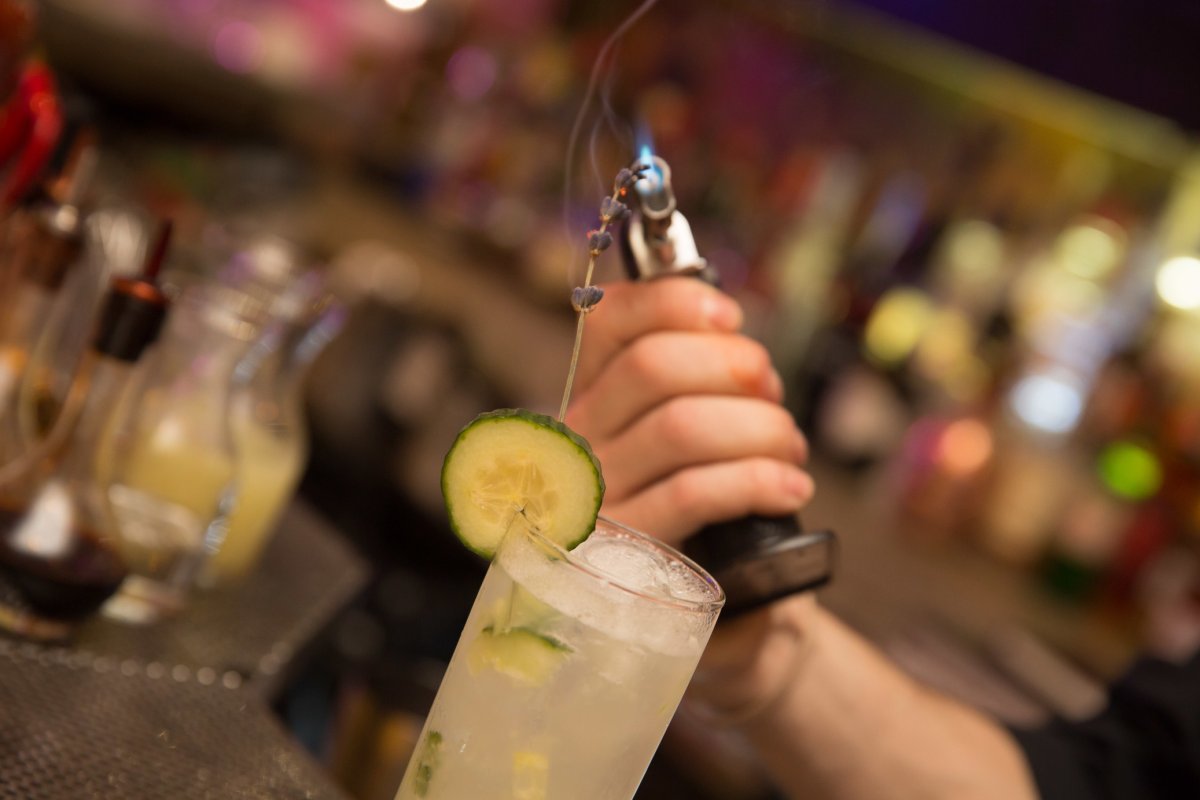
(509, 514, 726, 615)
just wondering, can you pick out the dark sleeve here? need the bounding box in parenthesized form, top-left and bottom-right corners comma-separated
(1009, 650, 1200, 799)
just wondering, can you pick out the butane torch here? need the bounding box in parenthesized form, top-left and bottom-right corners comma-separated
(619, 153, 837, 618)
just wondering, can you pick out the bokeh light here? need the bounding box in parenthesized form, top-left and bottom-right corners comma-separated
(212, 20, 263, 74)
(863, 288, 933, 366)
(1156, 256, 1200, 312)
(1098, 441, 1163, 501)
(446, 46, 498, 101)
(1055, 220, 1123, 281)
(938, 418, 993, 477)
(914, 309, 973, 376)
(1009, 371, 1087, 435)
(943, 219, 1005, 278)
(384, 0, 428, 11)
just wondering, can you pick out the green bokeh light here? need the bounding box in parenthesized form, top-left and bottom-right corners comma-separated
(1098, 442, 1163, 501)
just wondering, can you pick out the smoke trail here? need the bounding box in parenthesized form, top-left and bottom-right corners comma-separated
(587, 45, 632, 203)
(561, 0, 662, 285)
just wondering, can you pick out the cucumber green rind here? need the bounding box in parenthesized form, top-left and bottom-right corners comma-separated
(469, 625, 574, 685)
(441, 408, 605, 559)
(482, 625, 573, 653)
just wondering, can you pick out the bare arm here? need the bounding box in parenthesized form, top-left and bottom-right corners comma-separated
(569, 280, 1039, 800)
(692, 597, 1038, 800)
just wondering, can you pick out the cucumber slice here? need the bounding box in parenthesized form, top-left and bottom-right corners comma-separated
(468, 625, 573, 686)
(441, 409, 604, 559)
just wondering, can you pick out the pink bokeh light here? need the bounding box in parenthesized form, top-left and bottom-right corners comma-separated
(446, 46, 498, 102)
(212, 19, 263, 74)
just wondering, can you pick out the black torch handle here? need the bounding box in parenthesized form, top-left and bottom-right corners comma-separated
(685, 515, 836, 618)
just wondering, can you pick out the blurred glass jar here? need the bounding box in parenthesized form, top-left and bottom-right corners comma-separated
(207, 275, 343, 583)
(100, 278, 269, 623)
(0, 168, 90, 466)
(21, 204, 149, 445)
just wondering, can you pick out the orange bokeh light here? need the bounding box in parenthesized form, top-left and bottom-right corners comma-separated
(937, 418, 994, 477)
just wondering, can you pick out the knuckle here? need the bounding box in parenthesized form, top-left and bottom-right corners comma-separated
(624, 337, 667, 389)
(745, 458, 781, 492)
(666, 470, 707, 511)
(650, 273, 705, 307)
(655, 398, 696, 449)
(744, 458, 789, 506)
(769, 403, 800, 432)
(743, 339, 772, 377)
(794, 428, 810, 461)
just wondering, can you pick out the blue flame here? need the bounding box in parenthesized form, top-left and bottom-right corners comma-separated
(635, 119, 655, 160)
(634, 126, 663, 192)
(635, 122, 658, 169)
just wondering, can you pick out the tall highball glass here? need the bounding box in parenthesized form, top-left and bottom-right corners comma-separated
(396, 515, 724, 800)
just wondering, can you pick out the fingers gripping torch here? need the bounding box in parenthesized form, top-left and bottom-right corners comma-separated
(619, 153, 837, 618)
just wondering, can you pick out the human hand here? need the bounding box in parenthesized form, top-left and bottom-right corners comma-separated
(564, 279, 814, 548)
(565, 278, 822, 727)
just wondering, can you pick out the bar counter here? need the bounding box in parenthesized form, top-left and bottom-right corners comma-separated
(0, 499, 368, 798)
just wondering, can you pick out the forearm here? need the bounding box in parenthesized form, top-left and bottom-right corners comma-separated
(736, 606, 1039, 800)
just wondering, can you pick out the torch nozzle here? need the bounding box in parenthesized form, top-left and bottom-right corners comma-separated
(631, 154, 675, 221)
(620, 153, 712, 283)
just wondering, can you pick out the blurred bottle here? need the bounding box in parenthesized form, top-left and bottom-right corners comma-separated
(0, 268, 167, 641)
(207, 274, 344, 583)
(0, 132, 95, 466)
(102, 266, 271, 622)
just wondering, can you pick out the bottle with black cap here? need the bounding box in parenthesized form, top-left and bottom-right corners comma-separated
(0, 220, 170, 641)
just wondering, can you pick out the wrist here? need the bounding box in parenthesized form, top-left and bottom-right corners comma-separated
(685, 594, 822, 725)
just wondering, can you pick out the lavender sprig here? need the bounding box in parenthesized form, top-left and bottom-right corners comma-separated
(558, 162, 647, 421)
(571, 285, 605, 312)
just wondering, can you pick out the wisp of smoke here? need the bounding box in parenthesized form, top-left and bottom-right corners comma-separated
(561, 0, 662, 286)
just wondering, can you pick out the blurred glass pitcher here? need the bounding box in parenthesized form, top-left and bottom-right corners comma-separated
(100, 276, 269, 623)
(207, 273, 344, 584)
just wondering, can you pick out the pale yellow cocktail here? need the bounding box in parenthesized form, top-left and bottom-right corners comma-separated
(396, 516, 723, 799)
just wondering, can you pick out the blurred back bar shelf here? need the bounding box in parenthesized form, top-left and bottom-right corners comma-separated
(744, 0, 1192, 169)
(25, 0, 1200, 737)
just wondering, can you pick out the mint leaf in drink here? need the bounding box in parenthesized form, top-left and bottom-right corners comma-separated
(413, 730, 443, 797)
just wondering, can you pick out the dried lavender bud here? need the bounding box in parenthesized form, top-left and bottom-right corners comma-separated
(571, 285, 604, 313)
(600, 196, 630, 222)
(587, 229, 613, 255)
(614, 168, 637, 191)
